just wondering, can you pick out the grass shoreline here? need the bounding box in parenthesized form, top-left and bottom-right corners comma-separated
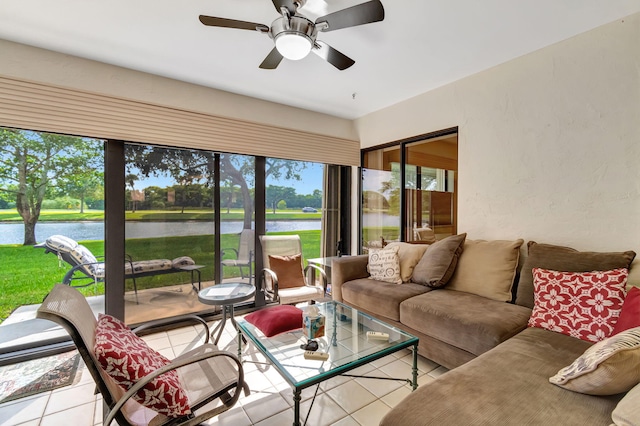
(0, 209, 322, 223)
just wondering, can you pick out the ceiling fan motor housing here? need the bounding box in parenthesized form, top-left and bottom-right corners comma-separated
(270, 15, 317, 60)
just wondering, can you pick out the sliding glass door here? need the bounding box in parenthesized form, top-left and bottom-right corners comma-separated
(0, 131, 349, 359)
(0, 127, 105, 358)
(123, 143, 217, 323)
(361, 130, 458, 251)
(361, 146, 401, 252)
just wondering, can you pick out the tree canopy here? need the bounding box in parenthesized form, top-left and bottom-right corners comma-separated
(125, 146, 310, 229)
(0, 129, 103, 245)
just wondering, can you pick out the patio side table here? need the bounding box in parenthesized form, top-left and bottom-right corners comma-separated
(198, 283, 256, 345)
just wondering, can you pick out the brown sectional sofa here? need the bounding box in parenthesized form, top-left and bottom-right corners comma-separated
(332, 252, 532, 369)
(331, 240, 638, 425)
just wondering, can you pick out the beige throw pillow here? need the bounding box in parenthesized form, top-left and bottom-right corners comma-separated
(612, 382, 640, 426)
(549, 326, 640, 395)
(411, 233, 466, 288)
(368, 245, 402, 284)
(386, 242, 429, 282)
(268, 254, 305, 289)
(447, 239, 524, 302)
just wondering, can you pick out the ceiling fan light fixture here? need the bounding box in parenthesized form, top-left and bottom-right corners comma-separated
(275, 32, 312, 60)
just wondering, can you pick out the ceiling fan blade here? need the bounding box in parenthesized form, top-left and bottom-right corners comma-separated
(199, 15, 269, 32)
(312, 41, 355, 70)
(315, 0, 384, 32)
(271, 0, 297, 15)
(259, 48, 284, 69)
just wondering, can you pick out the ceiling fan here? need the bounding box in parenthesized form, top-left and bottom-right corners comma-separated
(199, 0, 385, 70)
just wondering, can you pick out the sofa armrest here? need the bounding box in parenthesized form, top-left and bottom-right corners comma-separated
(331, 255, 369, 302)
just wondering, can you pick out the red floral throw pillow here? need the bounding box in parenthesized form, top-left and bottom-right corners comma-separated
(613, 286, 640, 335)
(244, 305, 303, 337)
(528, 268, 628, 343)
(94, 314, 191, 417)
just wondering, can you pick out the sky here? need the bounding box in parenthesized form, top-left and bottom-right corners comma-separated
(134, 162, 323, 195)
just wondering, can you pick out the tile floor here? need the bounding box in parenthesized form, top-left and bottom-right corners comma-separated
(0, 315, 447, 426)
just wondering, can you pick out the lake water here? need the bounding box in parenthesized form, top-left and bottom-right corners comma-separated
(0, 220, 321, 245)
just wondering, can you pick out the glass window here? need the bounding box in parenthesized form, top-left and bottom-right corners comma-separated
(0, 127, 105, 354)
(362, 146, 401, 251)
(0, 131, 349, 358)
(220, 153, 255, 284)
(361, 131, 458, 252)
(405, 135, 458, 243)
(124, 143, 215, 323)
(265, 159, 323, 262)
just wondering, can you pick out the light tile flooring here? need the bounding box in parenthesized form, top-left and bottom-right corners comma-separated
(0, 315, 448, 426)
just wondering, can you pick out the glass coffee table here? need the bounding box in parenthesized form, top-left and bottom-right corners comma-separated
(237, 301, 419, 426)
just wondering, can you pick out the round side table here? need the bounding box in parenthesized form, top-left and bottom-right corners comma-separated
(198, 283, 256, 345)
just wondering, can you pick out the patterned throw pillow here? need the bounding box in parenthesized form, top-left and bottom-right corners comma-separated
(368, 245, 402, 284)
(528, 268, 628, 343)
(94, 314, 191, 417)
(549, 326, 640, 395)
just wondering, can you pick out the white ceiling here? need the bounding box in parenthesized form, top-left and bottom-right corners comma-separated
(1, 1, 639, 119)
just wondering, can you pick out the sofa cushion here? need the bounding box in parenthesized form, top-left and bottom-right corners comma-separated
(400, 289, 532, 356)
(528, 268, 628, 343)
(411, 233, 466, 288)
(447, 239, 524, 302)
(385, 242, 429, 282)
(612, 382, 640, 426)
(380, 327, 621, 426)
(125, 259, 172, 275)
(549, 326, 640, 395)
(342, 278, 430, 322)
(367, 245, 402, 284)
(613, 287, 640, 335)
(516, 241, 637, 309)
(268, 254, 305, 289)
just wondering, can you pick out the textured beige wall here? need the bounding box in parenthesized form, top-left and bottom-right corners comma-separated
(0, 39, 357, 141)
(355, 14, 640, 263)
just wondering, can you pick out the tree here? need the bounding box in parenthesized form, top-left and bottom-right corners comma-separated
(220, 181, 240, 213)
(125, 173, 139, 212)
(0, 129, 103, 245)
(59, 170, 103, 213)
(266, 185, 296, 214)
(125, 145, 308, 230)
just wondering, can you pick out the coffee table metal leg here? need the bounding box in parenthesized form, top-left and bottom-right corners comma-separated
(293, 389, 301, 426)
(411, 342, 419, 390)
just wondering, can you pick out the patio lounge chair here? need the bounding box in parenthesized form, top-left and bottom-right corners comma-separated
(36, 235, 202, 303)
(221, 229, 254, 284)
(258, 234, 328, 305)
(37, 284, 246, 426)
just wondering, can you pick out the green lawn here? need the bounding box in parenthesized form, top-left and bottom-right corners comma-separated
(0, 209, 321, 222)
(0, 209, 105, 222)
(0, 230, 321, 323)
